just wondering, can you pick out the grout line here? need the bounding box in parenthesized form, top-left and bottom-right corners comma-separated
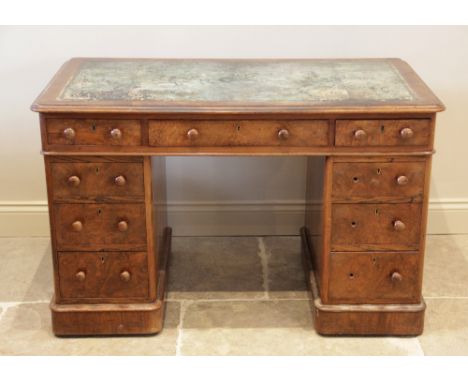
(423, 296, 468, 299)
(166, 297, 310, 303)
(175, 300, 191, 356)
(257, 237, 270, 299)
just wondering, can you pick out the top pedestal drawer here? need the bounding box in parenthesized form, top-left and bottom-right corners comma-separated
(335, 119, 431, 147)
(46, 119, 142, 146)
(148, 120, 329, 147)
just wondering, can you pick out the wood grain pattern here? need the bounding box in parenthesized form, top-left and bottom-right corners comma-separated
(331, 160, 426, 203)
(328, 251, 421, 304)
(54, 203, 147, 251)
(46, 118, 142, 146)
(335, 119, 432, 147)
(50, 162, 144, 202)
(58, 251, 149, 301)
(149, 120, 329, 147)
(331, 203, 422, 251)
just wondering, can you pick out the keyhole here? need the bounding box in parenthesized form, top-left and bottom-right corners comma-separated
(236, 125, 241, 132)
(97, 209, 102, 216)
(95, 167, 100, 174)
(377, 168, 382, 175)
(91, 123, 96, 131)
(100, 256, 105, 263)
(380, 125, 385, 133)
(375, 208, 379, 215)
(352, 177, 359, 183)
(348, 273, 355, 279)
(351, 221, 357, 228)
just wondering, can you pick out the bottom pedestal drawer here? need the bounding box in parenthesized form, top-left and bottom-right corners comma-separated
(58, 251, 149, 301)
(328, 251, 421, 304)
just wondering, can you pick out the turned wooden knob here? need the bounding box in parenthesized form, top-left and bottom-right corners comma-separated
(187, 128, 199, 140)
(75, 270, 86, 282)
(63, 127, 76, 141)
(397, 175, 409, 185)
(117, 220, 128, 232)
(110, 128, 122, 140)
(120, 270, 131, 282)
(67, 175, 81, 187)
(393, 220, 406, 231)
(71, 220, 83, 232)
(391, 272, 403, 282)
(354, 129, 367, 140)
(278, 129, 290, 140)
(114, 175, 127, 186)
(400, 127, 414, 139)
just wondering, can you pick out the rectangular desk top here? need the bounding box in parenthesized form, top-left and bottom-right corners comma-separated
(32, 58, 444, 115)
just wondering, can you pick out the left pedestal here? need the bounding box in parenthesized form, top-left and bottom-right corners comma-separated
(44, 155, 169, 336)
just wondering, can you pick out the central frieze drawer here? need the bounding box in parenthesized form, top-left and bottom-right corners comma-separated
(332, 161, 426, 202)
(331, 203, 422, 251)
(54, 203, 147, 251)
(58, 251, 149, 300)
(50, 162, 145, 202)
(148, 120, 329, 147)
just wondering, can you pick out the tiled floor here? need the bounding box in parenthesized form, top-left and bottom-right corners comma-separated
(0, 235, 467, 355)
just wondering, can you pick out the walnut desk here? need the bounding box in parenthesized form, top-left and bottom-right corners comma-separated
(31, 58, 444, 336)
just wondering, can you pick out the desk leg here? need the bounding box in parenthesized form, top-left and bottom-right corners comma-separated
(45, 156, 171, 336)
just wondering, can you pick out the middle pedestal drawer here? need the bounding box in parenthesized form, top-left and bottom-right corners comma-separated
(331, 203, 422, 251)
(54, 203, 147, 251)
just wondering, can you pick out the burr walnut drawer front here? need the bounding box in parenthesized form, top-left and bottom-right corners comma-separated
(46, 119, 142, 146)
(58, 251, 149, 300)
(148, 120, 329, 147)
(50, 162, 145, 202)
(331, 203, 422, 251)
(332, 161, 426, 202)
(335, 119, 431, 147)
(328, 252, 421, 304)
(54, 203, 147, 251)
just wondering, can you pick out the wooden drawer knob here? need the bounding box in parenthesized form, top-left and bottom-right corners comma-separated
(400, 127, 414, 139)
(63, 127, 76, 141)
(114, 175, 127, 186)
(120, 270, 131, 282)
(117, 220, 128, 232)
(75, 270, 86, 282)
(354, 129, 367, 140)
(391, 272, 403, 282)
(187, 128, 199, 140)
(278, 129, 290, 140)
(393, 220, 406, 231)
(110, 128, 122, 140)
(67, 175, 81, 187)
(397, 175, 409, 185)
(71, 220, 83, 232)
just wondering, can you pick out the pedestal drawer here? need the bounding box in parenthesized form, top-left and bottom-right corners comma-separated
(58, 251, 149, 300)
(149, 120, 329, 147)
(332, 161, 426, 202)
(331, 203, 422, 251)
(328, 251, 421, 304)
(50, 162, 144, 202)
(54, 203, 147, 251)
(335, 119, 431, 147)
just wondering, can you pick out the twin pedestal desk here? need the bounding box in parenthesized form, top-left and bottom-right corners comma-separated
(31, 58, 444, 336)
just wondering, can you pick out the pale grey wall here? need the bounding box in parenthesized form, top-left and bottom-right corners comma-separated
(1, 26, 466, 235)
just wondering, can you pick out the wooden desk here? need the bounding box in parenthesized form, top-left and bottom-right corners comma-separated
(31, 58, 444, 336)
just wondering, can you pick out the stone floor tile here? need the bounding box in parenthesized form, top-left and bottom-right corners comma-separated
(262, 236, 308, 299)
(423, 235, 468, 298)
(0, 302, 180, 355)
(180, 300, 424, 355)
(418, 298, 468, 355)
(167, 237, 265, 300)
(0, 238, 53, 302)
